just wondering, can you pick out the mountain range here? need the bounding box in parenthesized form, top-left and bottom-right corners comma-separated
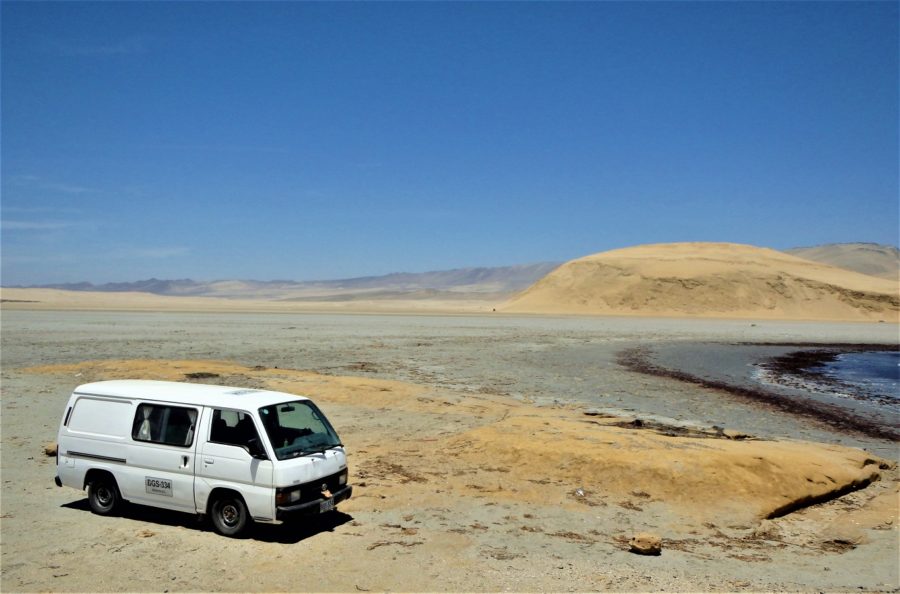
(22, 263, 563, 301)
(783, 243, 898, 280)
(19, 243, 897, 300)
(4, 242, 897, 321)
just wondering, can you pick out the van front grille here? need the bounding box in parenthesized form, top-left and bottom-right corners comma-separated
(296, 469, 345, 504)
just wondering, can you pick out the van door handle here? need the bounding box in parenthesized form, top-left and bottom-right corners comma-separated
(204, 458, 214, 464)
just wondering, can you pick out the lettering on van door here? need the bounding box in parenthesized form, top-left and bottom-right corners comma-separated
(145, 476, 173, 497)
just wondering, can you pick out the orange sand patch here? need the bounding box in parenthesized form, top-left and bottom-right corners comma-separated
(27, 358, 892, 524)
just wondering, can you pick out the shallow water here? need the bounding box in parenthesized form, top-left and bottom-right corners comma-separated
(820, 351, 900, 400)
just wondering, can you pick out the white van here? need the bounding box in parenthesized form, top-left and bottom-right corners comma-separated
(54, 380, 351, 537)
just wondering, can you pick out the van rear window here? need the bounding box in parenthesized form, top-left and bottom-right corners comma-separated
(132, 404, 198, 447)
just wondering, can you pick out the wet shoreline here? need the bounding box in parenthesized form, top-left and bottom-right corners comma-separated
(758, 346, 898, 402)
(617, 344, 900, 442)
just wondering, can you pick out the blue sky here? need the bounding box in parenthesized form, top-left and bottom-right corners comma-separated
(2, 1, 897, 285)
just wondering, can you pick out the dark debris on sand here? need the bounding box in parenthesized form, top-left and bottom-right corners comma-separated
(616, 345, 899, 442)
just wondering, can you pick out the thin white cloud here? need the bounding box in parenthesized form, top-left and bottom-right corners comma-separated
(7, 175, 97, 195)
(47, 36, 151, 57)
(1, 246, 189, 264)
(149, 143, 289, 154)
(130, 247, 190, 259)
(1, 220, 74, 231)
(1, 253, 76, 264)
(1, 206, 82, 214)
(43, 182, 95, 194)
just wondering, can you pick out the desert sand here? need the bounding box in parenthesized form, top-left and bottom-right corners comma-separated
(502, 242, 900, 321)
(1, 310, 897, 592)
(0, 287, 498, 314)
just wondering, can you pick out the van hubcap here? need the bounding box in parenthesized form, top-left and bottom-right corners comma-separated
(97, 487, 112, 505)
(222, 504, 239, 526)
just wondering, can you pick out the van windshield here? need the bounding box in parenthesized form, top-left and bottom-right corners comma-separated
(258, 400, 342, 461)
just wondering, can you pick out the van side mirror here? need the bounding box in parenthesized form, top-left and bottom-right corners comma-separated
(246, 438, 268, 460)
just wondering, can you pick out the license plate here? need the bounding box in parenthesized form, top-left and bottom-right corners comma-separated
(145, 476, 173, 497)
(319, 498, 334, 513)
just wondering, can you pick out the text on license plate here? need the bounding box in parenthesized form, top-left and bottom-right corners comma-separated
(319, 498, 334, 513)
(145, 476, 173, 497)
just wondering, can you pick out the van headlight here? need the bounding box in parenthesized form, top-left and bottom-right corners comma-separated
(275, 487, 302, 505)
(338, 470, 348, 486)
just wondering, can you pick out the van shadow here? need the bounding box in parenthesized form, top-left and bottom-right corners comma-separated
(61, 498, 353, 544)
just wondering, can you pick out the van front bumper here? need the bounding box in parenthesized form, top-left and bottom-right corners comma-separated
(276, 485, 352, 521)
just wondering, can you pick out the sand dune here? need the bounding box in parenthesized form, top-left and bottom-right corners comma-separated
(785, 243, 899, 280)
(502, 242, 900, 321)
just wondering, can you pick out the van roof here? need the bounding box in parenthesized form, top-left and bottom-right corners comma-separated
(73, 380, 310, 410)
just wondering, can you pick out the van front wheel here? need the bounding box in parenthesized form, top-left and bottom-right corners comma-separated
(211, 495, 249, 537)
(87, 476, 121, 515)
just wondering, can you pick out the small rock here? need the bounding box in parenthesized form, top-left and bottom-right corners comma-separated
(751, 519, 781, 540)
(574, 488, 585, 497)
(43, 442, 57, 457)
(629, 532, 662, 556)
(723, 429, 751, 440)
(822, 524, 866, 547)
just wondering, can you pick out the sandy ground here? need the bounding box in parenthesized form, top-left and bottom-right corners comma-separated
(1, 287, 499, 315)
(1, 311, 898, 592)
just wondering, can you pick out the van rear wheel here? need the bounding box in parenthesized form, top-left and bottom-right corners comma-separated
(87, 476, 121, 515)
(211, 495, 250, 537)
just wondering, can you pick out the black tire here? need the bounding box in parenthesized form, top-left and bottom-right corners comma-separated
(210, 494, 250, 537)
(87, 475, 121, 516)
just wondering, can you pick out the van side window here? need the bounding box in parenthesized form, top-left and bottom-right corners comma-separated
(210, 409, 261, 449)
(132, 404, 198, 447)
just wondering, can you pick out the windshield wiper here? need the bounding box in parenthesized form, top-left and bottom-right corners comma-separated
(302, 443, 344, 456)
(283, 443, 344, 459)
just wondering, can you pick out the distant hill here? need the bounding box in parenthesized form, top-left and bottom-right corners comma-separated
(25, 263, 562, 301)
(784, 243, 899, 281)
(501, 242, 899, 321)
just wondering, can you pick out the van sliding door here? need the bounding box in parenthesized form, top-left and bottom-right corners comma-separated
(126, 402, 201, 512)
